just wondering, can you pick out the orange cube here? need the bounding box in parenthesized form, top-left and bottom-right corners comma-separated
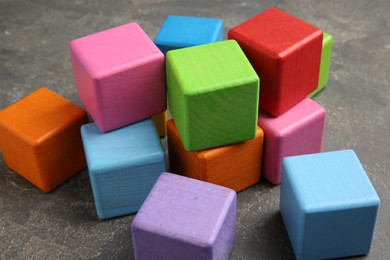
(0, 88, 88, 192)
(167, 120, 264, 192)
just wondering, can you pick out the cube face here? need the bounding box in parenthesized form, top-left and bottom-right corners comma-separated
(258, 98, 325, 184)
(168, 120, 264, 191)
(0, 88, 88, 192)
(155, 15, 224, 54)
(132, 172, 236, 260)
(302, 206, 379, 259)
(228, 7, 323, 116)
(167, 40, 259, 151)
(280, 150, 380, 259)
(80, 120, 166, 219)
(151, 110, 168, 137)
(309, 32, 333, 97)
(90, 161, 166, 220)
(0, 127, 39, 185)
(33, 115, 89, 191)
(70, 22, 166, 132)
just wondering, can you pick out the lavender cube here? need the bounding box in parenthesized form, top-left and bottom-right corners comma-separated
(131, 172, 236, 260)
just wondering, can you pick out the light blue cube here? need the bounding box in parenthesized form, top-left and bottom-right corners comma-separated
(280, 150, 380, 260)
(154, 15, 224, 54)
(81, 119, 166, 220)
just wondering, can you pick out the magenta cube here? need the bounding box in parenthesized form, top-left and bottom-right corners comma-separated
(132, 172, 236, 260)
(258, 98, 326, 185)
(70, 22, 166, 132)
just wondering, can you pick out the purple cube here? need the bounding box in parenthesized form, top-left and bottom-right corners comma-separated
(131, 172, 236, 260)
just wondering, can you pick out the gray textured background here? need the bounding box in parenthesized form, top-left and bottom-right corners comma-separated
(1, 0, 389, 259)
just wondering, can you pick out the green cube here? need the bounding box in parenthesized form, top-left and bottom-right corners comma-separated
(309, 32, 333, 97)
(167, 40, 259, 151)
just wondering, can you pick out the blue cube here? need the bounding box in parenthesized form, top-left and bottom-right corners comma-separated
(154, 15, 224, 54)
(280, 150, 380, 260)
(81, 119, 166, 219)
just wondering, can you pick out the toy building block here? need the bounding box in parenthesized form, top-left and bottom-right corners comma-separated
(167, 40, 259, 151)
(132, 172, 236, 260)
(258, 98, 325, 185)
(167, 120, 264, 192)
(309, 32, 333, 97)
(228, 7, 323, 116)
(80, 119, 166, 219)
(70, 22, 166, 133)
(280, 150, 380, 260)
(154, 15, 223, 54)
(0, 88, 88, 192)
(151, 110, 168, 137)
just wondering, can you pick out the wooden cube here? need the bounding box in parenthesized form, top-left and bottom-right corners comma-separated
(70, 22, 166, 132)
(280, 150, 380, 259)
(167, 120, 264, 192)
(151, 111, 168, 138)
(228, 7, 323, 116)
(0, 88, 88, 192)
(132, 172, 236, 260)
(155, 15, 223, 54)
(80, 119, 166, 219)
(258, 98, 325, 185)
(167, 40, 259, 151)
(309, 32, 333, 97)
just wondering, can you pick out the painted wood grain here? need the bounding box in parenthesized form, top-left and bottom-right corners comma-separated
(80, 119, 166, 219)
(280, 150, 380, 259)
(257, 98, 326, 185)
(167, 40, 259, 151)
(228, 7, 323, 116)
(151, 110, 168, 138)
(0, 88, 88, 192)
(155, 15, 224, 54)
(309, 32, 333, 98)
(70, 22, 166, 132)
(132, 172, 236, 260)
(167, 119, 264, 192)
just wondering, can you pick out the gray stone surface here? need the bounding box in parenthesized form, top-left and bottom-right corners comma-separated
(1, 0, 389, 259)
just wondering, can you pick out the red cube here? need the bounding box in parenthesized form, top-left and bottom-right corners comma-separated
(228, 7, 323, 116)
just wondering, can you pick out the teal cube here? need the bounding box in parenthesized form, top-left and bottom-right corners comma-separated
(167, 40, 259, 151)
(155, 15, 223, 54)
(280, 150, 380, 259)
(80, 119, 166, 219)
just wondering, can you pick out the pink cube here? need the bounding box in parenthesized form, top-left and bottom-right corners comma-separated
(258, 98, 326, 185)
(70, 23, 166, 132)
